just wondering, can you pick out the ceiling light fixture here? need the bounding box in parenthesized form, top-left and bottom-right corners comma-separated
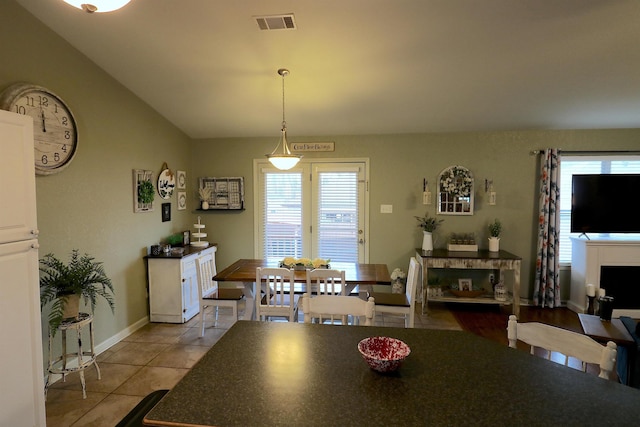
(62, 0, 132, 13)
(266, 68, 302, 170)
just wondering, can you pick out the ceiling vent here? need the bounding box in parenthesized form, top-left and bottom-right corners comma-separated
(255, 14, 296, 30)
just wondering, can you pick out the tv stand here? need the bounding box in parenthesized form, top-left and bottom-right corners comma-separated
(578, 232, 591, 240)
(568, 237, 640, 317)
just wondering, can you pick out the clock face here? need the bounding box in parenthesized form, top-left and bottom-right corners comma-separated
(0, 83, 78, 175)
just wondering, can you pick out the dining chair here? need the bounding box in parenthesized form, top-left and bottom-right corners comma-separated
(507, 314, 617, 380)
(305, 268, 346, 296)
(301, 293, 375, 326)
(368, 257, 420, 328)
(256, 267, 298, 322)
(195, 253, 244, 336)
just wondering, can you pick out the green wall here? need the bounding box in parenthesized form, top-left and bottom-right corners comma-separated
(192, 131, 640, 302)
(1, 1, 193, 349)
(3, 1, 640, 356)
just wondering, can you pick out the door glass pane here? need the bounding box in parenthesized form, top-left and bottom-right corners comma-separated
(263, 172, 302, 263)
(316, 171, 359, 263)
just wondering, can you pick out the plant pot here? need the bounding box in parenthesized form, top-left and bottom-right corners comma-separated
(202, 201, 209, 210)
(422, 231, 433, 252)
(61, 294, 80, 320)
(488, 237, 500, 252)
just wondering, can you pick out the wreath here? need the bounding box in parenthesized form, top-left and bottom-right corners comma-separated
(138, 179, 155, 204)
(440, 166, 473, 197)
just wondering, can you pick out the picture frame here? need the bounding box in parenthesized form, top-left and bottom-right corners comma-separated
(182, 230, 190, 246)
(177, 170, 186, 189)
(458, 278, 472, 292)
(161, 202, 171, 222)
(177, 191, 187, 210)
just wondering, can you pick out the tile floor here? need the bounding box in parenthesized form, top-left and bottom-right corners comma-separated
(45, 302, 461, 426)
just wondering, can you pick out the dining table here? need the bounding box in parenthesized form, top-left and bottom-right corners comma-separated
(213, 258, 391, 320)
(144, 321, 640, 427)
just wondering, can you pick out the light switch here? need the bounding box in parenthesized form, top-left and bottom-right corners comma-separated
(380, 204, 393, 214)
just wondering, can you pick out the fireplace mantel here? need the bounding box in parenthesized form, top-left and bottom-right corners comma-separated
(569, 237, 640, 318)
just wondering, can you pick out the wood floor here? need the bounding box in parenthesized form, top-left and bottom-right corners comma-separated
(449, 303, 584, 346)
(448, 303, 605, 375)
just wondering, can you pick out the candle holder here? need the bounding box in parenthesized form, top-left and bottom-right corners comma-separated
(586, 295, 596, 315)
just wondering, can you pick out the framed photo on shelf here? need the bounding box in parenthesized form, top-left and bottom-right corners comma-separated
(182, 230, 190, 246)
(458, 278, 472, 292)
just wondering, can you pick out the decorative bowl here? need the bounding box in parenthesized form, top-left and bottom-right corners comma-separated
(357, 336, 411, 373)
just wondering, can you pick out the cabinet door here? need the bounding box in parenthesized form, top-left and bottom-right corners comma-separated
(0, 240, 46, 426)
(0, 110, 37, 244)
(181, 258, 200, 321)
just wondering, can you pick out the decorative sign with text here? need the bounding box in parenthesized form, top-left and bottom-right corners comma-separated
(290, 142, 335, 152)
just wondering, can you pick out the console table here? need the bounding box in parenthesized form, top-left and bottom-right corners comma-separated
(415, 248, 522, 316)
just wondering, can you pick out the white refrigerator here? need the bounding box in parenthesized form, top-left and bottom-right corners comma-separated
(0, 109, 46, 426)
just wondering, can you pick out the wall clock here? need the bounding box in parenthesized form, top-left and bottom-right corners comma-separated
(0, 82, 78, 175)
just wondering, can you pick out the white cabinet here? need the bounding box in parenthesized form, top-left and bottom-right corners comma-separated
(147, 245, 217, 323)
(0, 110, 46, 426)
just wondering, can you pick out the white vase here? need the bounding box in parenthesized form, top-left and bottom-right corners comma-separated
(422, 231, 433, 252)
(488, 237, 500, 252)
(201, 201, 209, 210)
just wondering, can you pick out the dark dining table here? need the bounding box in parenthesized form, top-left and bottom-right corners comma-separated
(213, 258, 391, 320)
(144, 321, 640, 427)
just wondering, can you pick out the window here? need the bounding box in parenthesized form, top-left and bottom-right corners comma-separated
(559, 155, 640, 264)
(254, 159, 369, 264)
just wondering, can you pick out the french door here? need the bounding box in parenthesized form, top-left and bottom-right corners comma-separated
(254, 159, 369, 263)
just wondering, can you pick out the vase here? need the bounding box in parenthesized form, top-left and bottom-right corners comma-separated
(488, 237, 500, 252)
(422, 231, 433, 252)
(202, 201, 209, 210)
(61, 294, 80, 320)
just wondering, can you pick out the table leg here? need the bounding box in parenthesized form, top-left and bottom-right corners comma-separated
(241, 282, 256, 321)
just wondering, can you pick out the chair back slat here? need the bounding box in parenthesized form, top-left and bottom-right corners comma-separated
(302, 293, 375, 326)
(196, 253, 217, 298)
(256, 267, 297, 321)
(306, 269, 346, 296)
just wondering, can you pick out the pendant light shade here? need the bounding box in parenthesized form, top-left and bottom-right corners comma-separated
(266, 68, 302, 170)
(62, 0, 132, 13)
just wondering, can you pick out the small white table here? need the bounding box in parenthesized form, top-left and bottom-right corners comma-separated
(45, 312, 100, 399)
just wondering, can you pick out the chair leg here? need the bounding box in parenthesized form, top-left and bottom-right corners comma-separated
(200, 306, 206, 337)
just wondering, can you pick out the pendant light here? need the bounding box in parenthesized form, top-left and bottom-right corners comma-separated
(266, 68, 302, 170)
(62, 0, 132, 13)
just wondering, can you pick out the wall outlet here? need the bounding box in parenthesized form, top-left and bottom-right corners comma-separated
(489, 273, 495, 284)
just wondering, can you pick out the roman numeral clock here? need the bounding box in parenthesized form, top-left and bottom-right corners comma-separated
(0, 83, 78, 175)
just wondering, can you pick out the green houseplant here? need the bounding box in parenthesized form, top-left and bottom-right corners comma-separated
(415, 213, 444, 232)
(40, 250, 115, 333)
(488, 218, 502, 238)
(138, 179, 155, 204)
(488, 218, 502, 252)
(415, 213, 444, 251)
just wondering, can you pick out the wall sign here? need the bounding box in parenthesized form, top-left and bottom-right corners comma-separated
(290, 142, 335, 152)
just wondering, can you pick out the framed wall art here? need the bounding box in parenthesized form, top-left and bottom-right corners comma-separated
(177, 191, 187, 211)
(133, 169, 154, 213)
(177, 170, 186, 189)
(162, 203, 171, 222)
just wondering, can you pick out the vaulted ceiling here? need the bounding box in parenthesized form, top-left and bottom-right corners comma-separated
(15, 0, 640, 139)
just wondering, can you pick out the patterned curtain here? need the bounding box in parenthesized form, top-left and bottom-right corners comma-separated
(533, 148, 561, 307)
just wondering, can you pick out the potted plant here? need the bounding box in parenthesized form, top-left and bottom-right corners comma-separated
(415, 213, 444, 251)
(138, 179, 155, 204)
(488, 218, 502, 252)
(40, 250, 115, 333)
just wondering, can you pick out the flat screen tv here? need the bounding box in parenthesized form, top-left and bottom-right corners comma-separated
(571, 174, 640, 234)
